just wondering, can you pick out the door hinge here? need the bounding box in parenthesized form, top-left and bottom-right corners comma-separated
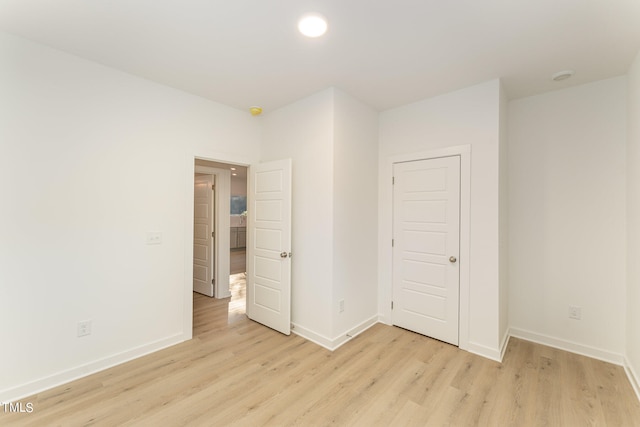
(211, 184, 215, 190)
(391, 301, 394, 310)
(211, 279, 214, 285)
(392, 239, 394, 247)
(392, 176, 395, 185)
(212, 231, 215, 238)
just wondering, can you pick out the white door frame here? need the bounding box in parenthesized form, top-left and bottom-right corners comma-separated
(380, 145, 471, 351)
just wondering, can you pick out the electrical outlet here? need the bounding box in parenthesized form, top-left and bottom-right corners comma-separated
(569, 306, 582, 320)
(146, 232, 162, 245)
(77, 320, 92, 337)
(339, 300, 345, 313)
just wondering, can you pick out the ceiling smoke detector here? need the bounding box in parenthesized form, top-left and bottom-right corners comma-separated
(552, 70, 574, 81)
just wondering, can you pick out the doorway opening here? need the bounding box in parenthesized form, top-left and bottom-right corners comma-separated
(193, 159, 248, 326)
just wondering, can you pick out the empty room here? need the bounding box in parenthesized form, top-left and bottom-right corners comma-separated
(1, 1, 640, 425)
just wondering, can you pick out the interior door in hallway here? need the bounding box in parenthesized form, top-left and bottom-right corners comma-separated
(247, 158, 292, 335)
(193, 173, 215, 297)
(392, 156, 460, 345)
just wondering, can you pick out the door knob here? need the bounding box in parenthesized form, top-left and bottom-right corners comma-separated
(449, 256, 457, 263)
(280, 252, 288, 258)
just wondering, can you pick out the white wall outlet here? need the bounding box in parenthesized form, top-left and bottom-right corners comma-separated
(77, 320, 92, 337)
(146, 232, 162, 245)
(569, 306, 582, 320)
(339, 299, 345, 313)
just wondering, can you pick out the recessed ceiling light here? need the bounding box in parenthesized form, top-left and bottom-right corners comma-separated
(552, 70, 574, 82)
(232, 173, 237, 176)
(230, 167, 236, 171)
(298, 13, 327, 38)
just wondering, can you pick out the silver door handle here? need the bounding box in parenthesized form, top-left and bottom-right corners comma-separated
(449, 256, 457, 263)
(280, 252, 288, 258)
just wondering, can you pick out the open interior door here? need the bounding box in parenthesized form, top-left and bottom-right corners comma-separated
(247, 159, 292, 335)
(193, 173, 214, 297)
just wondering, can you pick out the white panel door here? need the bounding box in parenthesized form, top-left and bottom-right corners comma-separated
(193, 174, 214, 297)
(247, 159, 292, 335)
(392, 156, 460, 345)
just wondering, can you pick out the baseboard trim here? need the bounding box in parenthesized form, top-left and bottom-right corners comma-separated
(0, 333, 186, 403)
(291, 316, 379, 352)
(378, 314, 504, 362)
(216, 290, 232, 299)
(377, 314, 392, 326)
(509, 327, 624, 365)
(624, 357, 640, 403)
(290, 324, 334, 350)
(499, 330, 511, 362)
(466, 341, 503, 362)
(330, 316, 379, 351)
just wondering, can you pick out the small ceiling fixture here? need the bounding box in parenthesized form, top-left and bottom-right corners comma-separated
(552, 70, 574, 82)
(298, 13, 327, 38)
(249, 106, 263, 116)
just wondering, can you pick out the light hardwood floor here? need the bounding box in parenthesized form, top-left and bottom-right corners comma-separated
(3, 282, 640, 426)
(230, 248, 246, 275)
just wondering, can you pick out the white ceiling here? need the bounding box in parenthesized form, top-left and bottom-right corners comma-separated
(1, 0, 639, 112)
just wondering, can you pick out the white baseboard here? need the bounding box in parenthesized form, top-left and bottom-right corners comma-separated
(377, 314, 392, 326)
(624, 357, 640, 403)
(509, 327, 624, 365)
(290, 323, 334, 350)
(216, 290, 232, 299)
(291, 316, 379, 352)
(499, 330, 511, 362)
(379, 314, 505, 362)
(465, 341, 503, 362)
(0, 333, 187, 403)
(330, 316, 379, 351)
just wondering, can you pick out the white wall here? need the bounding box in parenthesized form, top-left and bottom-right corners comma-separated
(378, 80, 503, 359)
(0, 32, 261, 401)
(508, 77, 627, 362)
(260, 89, 335, 339)
(261, 88, 379, 347)
(627, 51, 640, 394)
(332, 89, 379, 338)
(231, 174, 247, 197)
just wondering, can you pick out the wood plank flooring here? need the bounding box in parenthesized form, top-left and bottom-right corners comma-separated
(3, 283, 640, 426)
(230, 248, 246, 275)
